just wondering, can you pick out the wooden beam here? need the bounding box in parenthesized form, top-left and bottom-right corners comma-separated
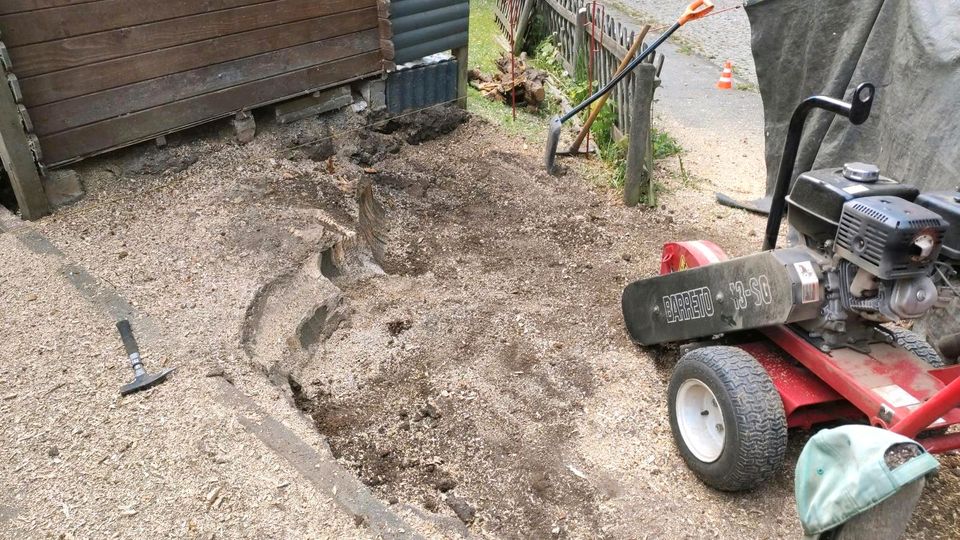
(540, 0, 576, 24)
(0, 1, 89, 16)
(0, 0, 268, 47)
(274, 85, 353, 124)
(377, 0, 393, 70)
(20, 8, 378, 107)
(571, 7, 587, 75)
(0, 62, 47, 220)
(7, 0, 376, 77)
(454, 44, 469, 109)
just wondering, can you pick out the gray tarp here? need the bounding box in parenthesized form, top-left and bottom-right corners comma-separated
(745, 0, 960, 194)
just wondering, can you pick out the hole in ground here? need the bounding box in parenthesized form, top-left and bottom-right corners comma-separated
(0, 170, 18, 214)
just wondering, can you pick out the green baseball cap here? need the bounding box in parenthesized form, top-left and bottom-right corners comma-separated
(795, 424, 939, 536)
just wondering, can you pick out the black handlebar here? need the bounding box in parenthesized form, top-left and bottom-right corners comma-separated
(762, 83, 875, 251)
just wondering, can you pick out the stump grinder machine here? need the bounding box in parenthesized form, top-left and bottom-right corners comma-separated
(622, 83, 960, 491)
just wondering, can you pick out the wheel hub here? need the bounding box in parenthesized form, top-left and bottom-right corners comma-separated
(676, 378, 725, 463)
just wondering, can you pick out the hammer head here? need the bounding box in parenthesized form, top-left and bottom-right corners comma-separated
(120, 367, 176, 396)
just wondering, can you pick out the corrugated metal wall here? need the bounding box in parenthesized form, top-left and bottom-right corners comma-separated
(390, 0, 469, 64)
(386, 59, 458, 113)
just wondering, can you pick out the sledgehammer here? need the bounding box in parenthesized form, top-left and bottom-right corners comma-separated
(116, 319, 175, 395)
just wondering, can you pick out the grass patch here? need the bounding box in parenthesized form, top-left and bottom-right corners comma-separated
(466, 0, 550, 140)
(468, 89, 548, 140)
(469, 0, 504, 75)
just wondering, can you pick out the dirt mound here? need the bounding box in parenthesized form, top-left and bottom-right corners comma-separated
(373, 106, 469, 141)
(287, 122, 621, 536)
(349, 106, 468, 167)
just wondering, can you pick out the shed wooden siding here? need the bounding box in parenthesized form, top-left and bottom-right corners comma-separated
(0, 0, 382, 165)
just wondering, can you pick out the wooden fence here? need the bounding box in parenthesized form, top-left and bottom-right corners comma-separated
(495, 0, 658, 137)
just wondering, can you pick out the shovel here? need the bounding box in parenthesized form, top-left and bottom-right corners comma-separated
(566, 24, 650, 155)
(544, 0, 713, 174)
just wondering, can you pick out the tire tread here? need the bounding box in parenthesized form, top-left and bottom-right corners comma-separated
(669, 346, 787, 491)
(889, 327, 944, 368)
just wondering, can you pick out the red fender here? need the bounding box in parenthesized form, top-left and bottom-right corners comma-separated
(659, 240, 728, 274)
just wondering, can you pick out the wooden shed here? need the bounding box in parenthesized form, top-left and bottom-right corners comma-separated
(0, 0, 387, 219)
(3, 0, 384, 165)
(0, 0, 470, 220)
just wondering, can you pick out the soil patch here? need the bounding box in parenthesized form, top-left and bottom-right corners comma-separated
(286, 114, 796, 538)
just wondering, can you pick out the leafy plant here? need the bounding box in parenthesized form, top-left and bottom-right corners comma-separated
(524, 12, 552, 56)
(533, 39, 563, 75)
(652, 129, 682, 159)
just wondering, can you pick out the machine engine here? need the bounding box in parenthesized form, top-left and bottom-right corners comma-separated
(621, 83, 960, 351)
(785, 162, 959, 349)
(622, 162, 960, 350)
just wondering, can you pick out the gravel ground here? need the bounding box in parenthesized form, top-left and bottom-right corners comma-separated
(0, 236, 362, 538)
(602, 0, 758, 86)
(2, 98, 958, 538)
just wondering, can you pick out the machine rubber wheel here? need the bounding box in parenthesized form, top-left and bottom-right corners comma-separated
(887, 327, 951, 436)
(668, 346, 787, 492)
(889, 327, 946, 368)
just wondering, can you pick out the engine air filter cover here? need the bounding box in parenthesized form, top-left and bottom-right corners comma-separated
(835, 196, 948, 279)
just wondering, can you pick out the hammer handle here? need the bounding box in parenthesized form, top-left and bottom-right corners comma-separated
(116, 319, 140, 356)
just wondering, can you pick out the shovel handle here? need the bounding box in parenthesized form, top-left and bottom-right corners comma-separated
(678, 0, 713, 25)
(569, 25, 650, 153)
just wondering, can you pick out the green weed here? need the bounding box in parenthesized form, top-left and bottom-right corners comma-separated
(652, 129, 681, 159)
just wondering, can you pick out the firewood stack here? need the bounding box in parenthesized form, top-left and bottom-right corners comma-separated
(468, 52, 548, 109)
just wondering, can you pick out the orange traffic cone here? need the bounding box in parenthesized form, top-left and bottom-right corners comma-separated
(716, 61, 733, 89)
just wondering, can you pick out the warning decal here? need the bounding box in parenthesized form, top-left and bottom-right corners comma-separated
(793, 261, 820, 303)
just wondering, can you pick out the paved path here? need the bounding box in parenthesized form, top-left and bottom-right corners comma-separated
(604, 0, 757, 85)
(596, 0, 769, 201)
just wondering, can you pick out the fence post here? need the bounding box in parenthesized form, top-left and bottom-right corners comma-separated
(0, 61, 48, 220)
(623, 63, 656, 207)
(645, 62, 663, 206)
(454, 45, 469, 109)
(572, 8, 588, 76)
(514, 0, 538, 55)
(453, 2, 471, 111)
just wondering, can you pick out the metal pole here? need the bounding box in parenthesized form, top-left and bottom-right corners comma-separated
(509, 0, 517, 120)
